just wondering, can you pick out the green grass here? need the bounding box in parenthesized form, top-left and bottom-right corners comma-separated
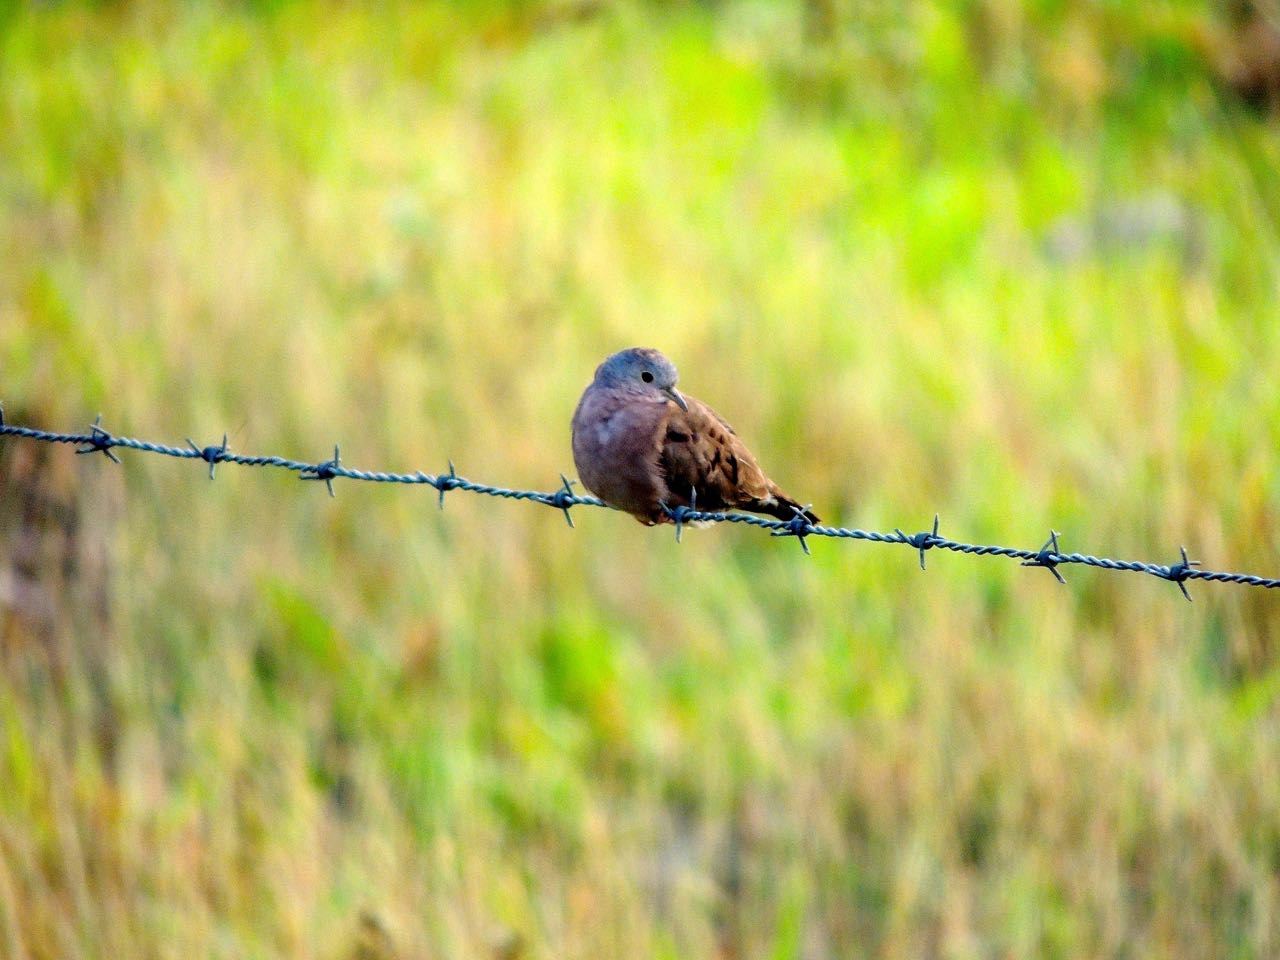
(2, 2, 1280, 957)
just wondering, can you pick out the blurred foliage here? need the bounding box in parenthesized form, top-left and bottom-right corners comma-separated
(1, 1, 1280, 958)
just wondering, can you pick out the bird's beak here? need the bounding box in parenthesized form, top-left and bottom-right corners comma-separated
(664, 387, 689, 411)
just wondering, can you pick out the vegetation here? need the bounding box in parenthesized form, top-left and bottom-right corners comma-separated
(2, 2, 1279, 957)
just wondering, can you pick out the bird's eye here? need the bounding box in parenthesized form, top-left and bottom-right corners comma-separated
(641, 371, 654, 383)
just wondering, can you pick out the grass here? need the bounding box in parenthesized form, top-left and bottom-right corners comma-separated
(1, 1, 1280, 957)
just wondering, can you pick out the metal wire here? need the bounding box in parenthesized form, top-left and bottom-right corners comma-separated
(1, 410, 1276, 599)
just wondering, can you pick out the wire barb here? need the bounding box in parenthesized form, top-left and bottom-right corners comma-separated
(436, 460, 459, 510)
(1, 414, 1277, 597)
(300, 444, 342, 497)
(1162, 545, 1201, 602)
(550, 475, 579, 528)
(1022, 530, 1067, 584)
(663, 487, 698, 544)
(770, 504, 815, 555)
(896, 515, 941, 570)
(75, 414, 121, 464)
(187, 434, 229, 480)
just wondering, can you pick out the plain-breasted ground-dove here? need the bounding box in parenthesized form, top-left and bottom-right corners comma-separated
(571, 347, 819, 526)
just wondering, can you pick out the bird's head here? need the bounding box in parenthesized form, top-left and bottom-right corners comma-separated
(593, 347, 688, 410)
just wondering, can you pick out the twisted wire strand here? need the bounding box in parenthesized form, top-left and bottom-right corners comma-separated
(1, 414, 1276, 597)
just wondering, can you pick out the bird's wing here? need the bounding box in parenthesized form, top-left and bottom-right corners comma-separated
(658, 395, 819, 523)
(657, 395, 773, 511)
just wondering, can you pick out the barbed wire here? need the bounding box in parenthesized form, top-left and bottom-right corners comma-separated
(1, 409, 1276, 599)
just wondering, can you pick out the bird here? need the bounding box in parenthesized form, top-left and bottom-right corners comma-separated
(571, 347, 819, 527)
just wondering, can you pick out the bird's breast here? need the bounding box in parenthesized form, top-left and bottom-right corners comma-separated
(571, 388, 669, 516)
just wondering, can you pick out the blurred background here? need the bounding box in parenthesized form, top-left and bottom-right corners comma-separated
(2, 1, 1280, 957)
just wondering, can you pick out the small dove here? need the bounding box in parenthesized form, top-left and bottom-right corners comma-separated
(571, 347, 819, 526)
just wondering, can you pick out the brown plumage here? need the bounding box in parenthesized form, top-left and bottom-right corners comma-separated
(571, 347, 818, 526)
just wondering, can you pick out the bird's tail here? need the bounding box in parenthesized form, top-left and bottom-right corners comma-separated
(751, 487, 820, 525)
